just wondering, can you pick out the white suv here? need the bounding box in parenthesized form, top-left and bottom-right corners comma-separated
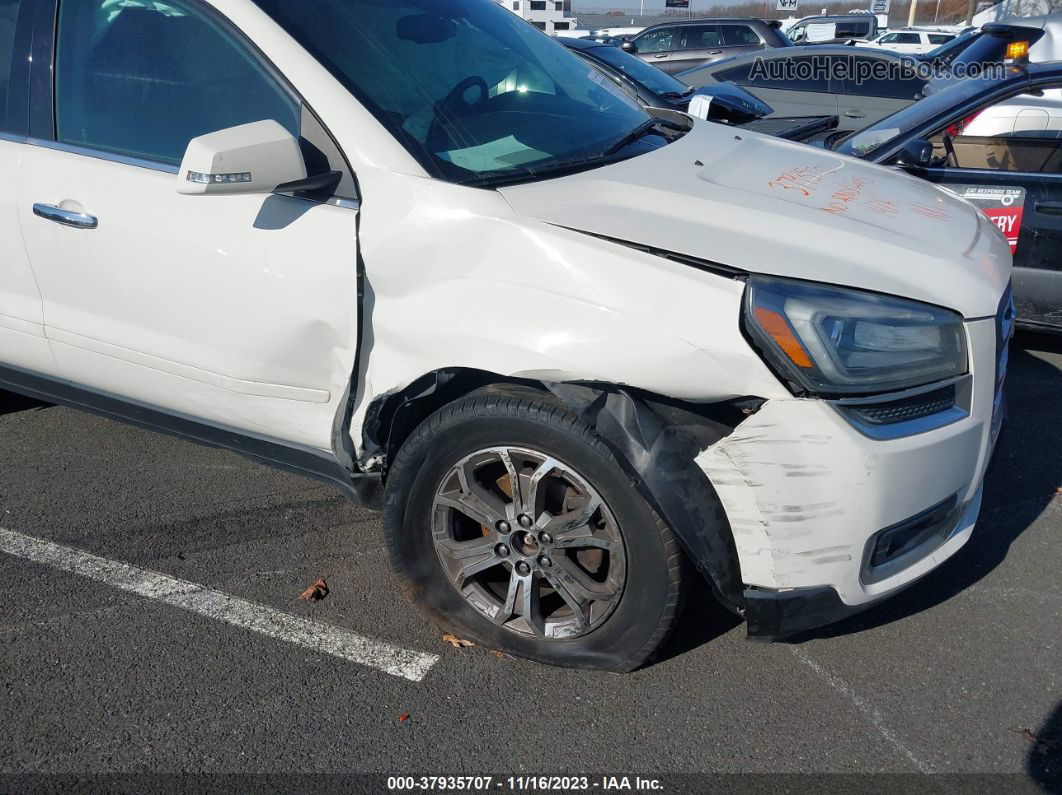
(863, 29, 957, 54)
(0, 0, 1013, 670)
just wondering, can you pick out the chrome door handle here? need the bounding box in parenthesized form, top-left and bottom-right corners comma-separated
(32, 203, 98, 229)
(653, 53, 668, 59)
(843, 110, 867, 118)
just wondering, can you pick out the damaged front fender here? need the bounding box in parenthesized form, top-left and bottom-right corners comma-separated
(359, 369, 758, 614)
(544, 383, 754, 615)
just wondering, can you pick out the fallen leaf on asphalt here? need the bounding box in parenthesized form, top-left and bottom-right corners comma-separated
(1013, 726, 1038, 743)
(490, 650, 510, 660)
(298, 578, 329, 601)
(398, 713, 410, 723)
(442, 632, 474, 648)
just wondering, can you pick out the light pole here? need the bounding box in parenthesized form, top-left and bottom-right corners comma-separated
(908, 0, 918, 26)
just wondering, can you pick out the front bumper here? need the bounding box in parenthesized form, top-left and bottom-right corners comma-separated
(743, 483, 983, 639)
(697, 315, 1003, 635)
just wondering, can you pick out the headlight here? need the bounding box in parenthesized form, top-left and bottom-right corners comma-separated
(743, 276, 967, 396)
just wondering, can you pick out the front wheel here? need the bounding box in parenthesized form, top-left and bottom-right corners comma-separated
(383, 387, 687, 671)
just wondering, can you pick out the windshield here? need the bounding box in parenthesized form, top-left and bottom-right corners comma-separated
(588, 44, 691, 96)
(251, 0, 653, 185)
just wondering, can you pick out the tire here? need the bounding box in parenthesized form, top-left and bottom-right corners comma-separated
(383, 386, 687, 672)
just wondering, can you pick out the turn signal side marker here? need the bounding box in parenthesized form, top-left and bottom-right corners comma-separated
(753, 307, 814, 368)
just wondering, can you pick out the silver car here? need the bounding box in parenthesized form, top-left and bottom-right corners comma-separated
(678, 46, 926, 131)
(619, 18, 790, 76)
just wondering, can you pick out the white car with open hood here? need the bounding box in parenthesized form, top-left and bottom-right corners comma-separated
(0, 0, 1013, 670)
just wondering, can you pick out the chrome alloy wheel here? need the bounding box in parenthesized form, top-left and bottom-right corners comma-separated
(431, 446, 627, 640)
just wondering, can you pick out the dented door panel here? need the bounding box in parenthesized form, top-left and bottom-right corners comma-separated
(19, 146, 359, 450)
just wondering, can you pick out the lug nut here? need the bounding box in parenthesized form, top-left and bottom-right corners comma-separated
(539, 532, 553, 545)
(496, 520, 511, 534)
(515, 560, 531, 576)
(495, 543, 510, 557)
(538, 555, 552, 568)
(517, 514, 533, 528)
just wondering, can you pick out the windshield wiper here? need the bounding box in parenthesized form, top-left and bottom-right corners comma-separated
(600, 118, 662, 157)
(453, 119, 688, 189)
(457, 151, 645, 189)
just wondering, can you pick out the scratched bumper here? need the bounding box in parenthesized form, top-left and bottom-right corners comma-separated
(696, 317, 999, 615)
(742, 484, 983, 639)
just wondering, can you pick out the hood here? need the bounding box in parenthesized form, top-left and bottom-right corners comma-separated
(499, 121, 1012, 318)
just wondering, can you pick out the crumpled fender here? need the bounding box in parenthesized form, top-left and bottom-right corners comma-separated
(543, 382, 752, 614)
(361, 369, 756, 614)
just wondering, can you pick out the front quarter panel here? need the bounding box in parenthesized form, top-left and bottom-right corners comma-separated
(350, 169, 789, 441)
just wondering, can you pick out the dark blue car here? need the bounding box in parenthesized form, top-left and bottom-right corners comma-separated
(836, 62, 1062, 332)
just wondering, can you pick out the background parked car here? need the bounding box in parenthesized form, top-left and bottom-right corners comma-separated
(919, 15, 1058, 88)
(917, 28, 980, 68)
(562, 37, 698, 111)
(928, 16, 1062, 143)
(680, 19, 1060, 135)
(834, 62, 1062, 331)
(591, 26, 643, 39)
(562, 38, 837, 141)
(786, 14, 880, 45)
(618, 18, 789, 75)
(861, 28, 957, 54)
(678, 46, 926, 131)
(554, 28, 592, 39)
(962, 87, 1062, 136)
(953, 15, 1062, 67)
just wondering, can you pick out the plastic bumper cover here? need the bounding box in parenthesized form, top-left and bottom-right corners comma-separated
(744, 482, 984, 639)
(697, 316, 1002, 631)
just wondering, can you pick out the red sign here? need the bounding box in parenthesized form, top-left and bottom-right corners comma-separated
(981, 206, 1025, 254)
(941, 185, 1026, 254)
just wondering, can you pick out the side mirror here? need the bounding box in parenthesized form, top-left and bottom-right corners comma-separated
(892, 138, 933, 171)
(620, 40, 637, 53)
(687, 83, 774, 124)
(177, 120, 306, 196)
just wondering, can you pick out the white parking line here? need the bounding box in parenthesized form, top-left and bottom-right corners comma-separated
(0, 527, 439, 682)
(791, 647, 933, 773)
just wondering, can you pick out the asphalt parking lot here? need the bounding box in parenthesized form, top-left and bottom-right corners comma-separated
(0, 336, 1059, 789)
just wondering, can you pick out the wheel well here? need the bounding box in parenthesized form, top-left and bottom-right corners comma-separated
(361, 368, 547, 476)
